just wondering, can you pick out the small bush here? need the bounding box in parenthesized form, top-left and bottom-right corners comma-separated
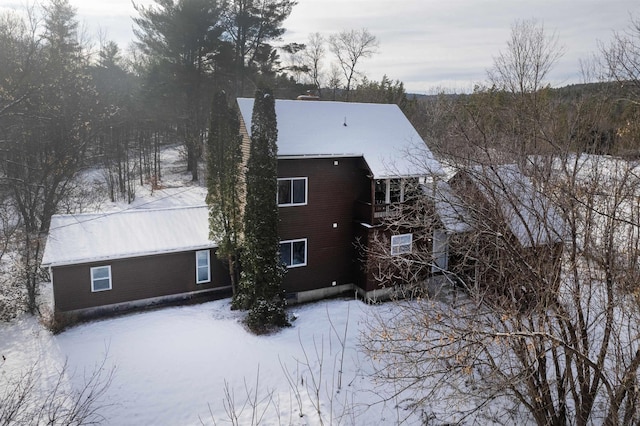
(246, 297, 289, 334)
(0, 276, 26, 322)
(44, 311, 78, 334)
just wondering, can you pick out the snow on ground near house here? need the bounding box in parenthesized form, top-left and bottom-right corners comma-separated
(1, 298, 426, 425)
(75, 145, 208, 215)
(2, 143, 487, 424)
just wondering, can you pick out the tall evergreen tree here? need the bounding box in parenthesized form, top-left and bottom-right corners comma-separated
(133, 0, 225, 181)
(238, 87, 287, 331)
(220, 0, 297, 96)
(206, 90, 243, 296)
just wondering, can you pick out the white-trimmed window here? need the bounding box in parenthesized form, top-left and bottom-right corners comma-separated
(391, 233, 413, 255)
(196, 250, 211, 284)
(91, 265, 112, 292)
(278, 177, 307, 206)
(280, 238, 307, 268)
(375, 177, 421, 205)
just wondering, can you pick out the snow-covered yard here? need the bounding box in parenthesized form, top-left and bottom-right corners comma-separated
(2, 145, 420, 425)
(17, 148, 636, 425)
(1, 298, 421, 425)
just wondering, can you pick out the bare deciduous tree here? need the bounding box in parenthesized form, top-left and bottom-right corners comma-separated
(360, 18, 640, 425)
(489, 19, 562, 95)
(0, 1, 96, 313)
(362, 141, 640, 425)
(327, 64, 343, 101)
(0, 357, 114, 425)
(488, 19, 563, 154)
(302, 32, 325, 95)
(602, 14, 640, 102)
(328, 28, 379, 101)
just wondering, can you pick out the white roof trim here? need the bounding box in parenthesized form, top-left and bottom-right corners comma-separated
(44, 244, 217, 268)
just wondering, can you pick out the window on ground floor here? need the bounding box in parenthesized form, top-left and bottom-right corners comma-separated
(280, 238, 307, 268)
(391, 233, 413, 255)
(196, 250, 211, 284)
(91, 265, 112, 292)
(278, 177, 307, 206)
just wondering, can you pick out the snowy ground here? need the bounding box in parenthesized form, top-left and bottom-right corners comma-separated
(0, 145, 427, 425)
(1, 298, 424, 425)
(74, 145, 209, 214)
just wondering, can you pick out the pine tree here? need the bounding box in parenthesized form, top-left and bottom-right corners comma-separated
(0, 0, 96, 313)
(206, 90, 243, 296)
(221, 0, 297, 96)
(239, 87, 288, 331)
(133, 0, 225, 181)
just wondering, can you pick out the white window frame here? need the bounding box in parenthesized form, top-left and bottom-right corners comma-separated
(196, 250, 211, 284)
(432, 229, 449, 273)
(376, 178, 422, 204)
(90, 265, 112, 292)
(280, 238, 308, 268)
(391, 233, 413, 255)
(277, 177, 308, 207)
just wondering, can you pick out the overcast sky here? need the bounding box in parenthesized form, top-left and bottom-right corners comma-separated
(1, 0, 639, 93)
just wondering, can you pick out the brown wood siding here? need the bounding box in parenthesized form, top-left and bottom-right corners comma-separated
(53, 249, 230, 312)
(354, 225, 377, 292)
(278, 157, 370, 294)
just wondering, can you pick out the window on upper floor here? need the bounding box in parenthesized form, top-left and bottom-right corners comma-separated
(391, 233, 413, 255)
(91, 265, 112, 292)
(375, 178, 421, 205)
(374, 179, 387, 205)
(278, 177, 307, 206)
(280, 238, 307, 268)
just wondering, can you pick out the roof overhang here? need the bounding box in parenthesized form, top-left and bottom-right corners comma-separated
(43, 243, 218, 268)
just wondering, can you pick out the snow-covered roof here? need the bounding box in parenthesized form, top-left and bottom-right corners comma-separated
(42, 205, 214, 267)
(236, 98, 444, 179)
(468, 164, 566, 247)
(429, 181, 474, 234)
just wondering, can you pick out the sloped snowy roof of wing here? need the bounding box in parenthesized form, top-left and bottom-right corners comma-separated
(236, 98, 444, 179)
(429, 180, 474, 233)
(472, 164, 565, 247)
(42, 205, 214, 267)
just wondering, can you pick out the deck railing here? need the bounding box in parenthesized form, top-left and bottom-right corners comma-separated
(355, 201, 399, 225)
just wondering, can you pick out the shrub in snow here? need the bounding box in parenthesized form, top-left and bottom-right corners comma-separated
(246, 296, 289, 333)
(0, 261, 27, 322)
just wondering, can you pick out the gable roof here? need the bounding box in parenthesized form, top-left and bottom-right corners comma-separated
(236, 98, 444, 179)
(460, 164, 566, 247)
(41, 205, 214, 267)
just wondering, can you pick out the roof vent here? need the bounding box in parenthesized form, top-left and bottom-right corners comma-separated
(343, 116, 347, 127)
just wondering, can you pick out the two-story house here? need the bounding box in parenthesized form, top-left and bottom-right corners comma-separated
(236, 98, 444, 302)
(41, 98, 444, 318)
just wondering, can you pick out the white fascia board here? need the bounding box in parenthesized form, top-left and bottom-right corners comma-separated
(278, 153, 362, 160)
(44, 244, 218, 268)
